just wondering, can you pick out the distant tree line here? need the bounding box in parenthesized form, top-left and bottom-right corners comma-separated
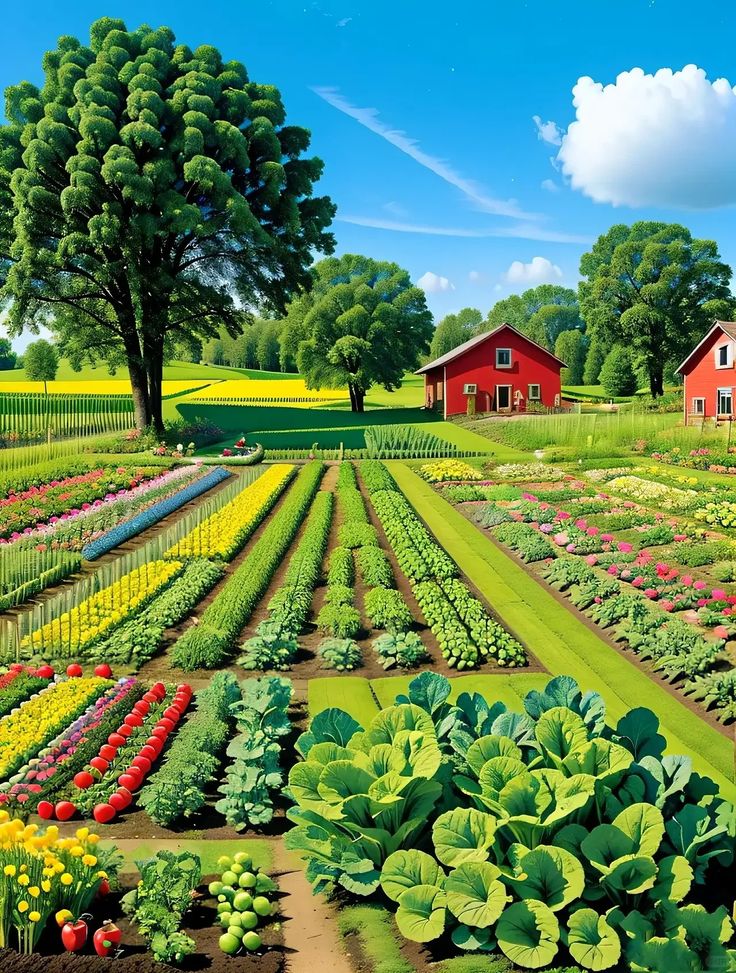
(427, 221, 736, 399)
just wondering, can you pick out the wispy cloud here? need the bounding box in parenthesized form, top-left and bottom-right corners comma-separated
(313, 86, 539, 220)
(533, 115, 563, 146)
(337, 214, 592, 245)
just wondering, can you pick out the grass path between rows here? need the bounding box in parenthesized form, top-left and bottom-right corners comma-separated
(386, 462, 736, 800)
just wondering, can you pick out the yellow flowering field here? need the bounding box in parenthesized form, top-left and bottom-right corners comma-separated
(0, 381, 213, 396)
(167, 464, 295, 560)
(21, 560, 184, 656)
(186, 378, 347, 403)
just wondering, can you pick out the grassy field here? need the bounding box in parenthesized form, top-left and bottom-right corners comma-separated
(387, 462, 736, 799)
(0, 358, 294, 384)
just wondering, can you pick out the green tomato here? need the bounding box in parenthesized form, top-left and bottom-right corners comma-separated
(242, 931, 262, 952)
(217, 856, 232, 870)
(233, 891, 253, 912)
(221, 870, 238, 887)
(227, 925, 245, 940)
(233, 852, 252, 868)
(219, 912, 232, 928)
(216, 902, 231, 915)
(239, 911, 259, 930)
(230, 862, 244, 875)
(219, 933, 240, 955)
(238, 871, 257, 889)
(253, 896, 272, 917)
(209, 881, 224, 896)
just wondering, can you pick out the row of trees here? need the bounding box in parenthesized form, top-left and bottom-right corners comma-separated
(431, 223, 735, 399)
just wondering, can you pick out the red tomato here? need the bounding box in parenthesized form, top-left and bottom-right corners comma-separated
(90, 756, 109, 774)
(108, 789, 131, 811)
(94, 663, 113, 678)
(139, 744, 157, 761)
(35, 664, 55, 679)
(37, 800, 54, 819)
(93, 803, 116, 824)
(66, 663, 83, 678)
(108, 732, 126, 747)
(55, 800, 77, 821)
(117, 725, 133, 738)
(124, 712, 143, 728)
(73, 771, 95, 789)
(117, 773, 138, 791)
(131, 755, 151, 774)
(158, 717, 175, 732)
(133, 700, 150, 716)
(151, 726, 168, 740)
(99, 744, 117, 762)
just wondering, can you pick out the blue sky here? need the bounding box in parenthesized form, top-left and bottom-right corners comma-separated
(2, 0, 736, 348)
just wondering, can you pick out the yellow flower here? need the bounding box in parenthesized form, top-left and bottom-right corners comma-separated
(17, 901, 28, 913)
(29, 911, 41, 923)
(0, 810, 9, 823)
(3, 865, 16, 877)
(28, 886, 40, 898)
(75, 827, 89, 841)
(17, 874, 29, 887)
(96, 870, 108, 880)
(41, 880, 51, 893)
(87, 833, 100, 845)
(69, 845, 84, 858)
(82, 854, 97, 867)
(60, 873, 73, 886)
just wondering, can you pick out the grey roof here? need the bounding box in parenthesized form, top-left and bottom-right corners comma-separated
(416, 322, 567, 374)
(676, 321, 736, 374)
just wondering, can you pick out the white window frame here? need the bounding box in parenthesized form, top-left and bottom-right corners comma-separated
(691, 397, 705, 416)
(495, 348, 512, 368)
(527, 383, 541, 401)
(717, 388, 733, 416)
(716, 344, 733, 369)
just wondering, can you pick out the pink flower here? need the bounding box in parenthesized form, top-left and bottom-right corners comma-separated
(660, 600, 675, 612)
(554, 533, 569, 545)
(601, 533, 614, 542)
(585, 554, 598, 566)
(693, 580, 707, 591)
(608, 565, 619, 576)
(712, 589, 727, 601)
(644, 588, 659, 599)
(697, 598, 708, 607)
(681, 575, 693, 587)
(631, 576, 644, 588)
(713, 625, 730, 640)
(722, 607, 732, 617)
(586, 526, 600, 536)
(594, 596, 602, 604)
(556, 511, 571, 520)
(674, 533, 687, 542)
(618, 542, 633, 553)
(575, 519, 587, 529)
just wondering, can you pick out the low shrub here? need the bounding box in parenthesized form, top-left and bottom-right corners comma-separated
(317, 602, 362, 639)
(373, 631, 428, 669)
(364, 587, 413, 633)
(672, 540, 735, 567)
(240, 620, 299, 670)
(318, 637, 362, 671)
(328, 546, 355, 586)
(339, 521, 379, 549)
(356, 546, 395, 588)
(473, 503, 514, 529)
(493, 522, 556, 562)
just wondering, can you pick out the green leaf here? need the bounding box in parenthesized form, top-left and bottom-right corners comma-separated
(317, 760, 375, 803)
(368, 703, 436, 745)
(496, 899, 560, 969)
(566, 908, 621, 971)
(477, 756, 529, 804)
(505, 844, 585, 912)
(394, 884, 447, 943)
(651, 855, 693, 905)
(297, 708, 361, 757)
(613, 803, 664, 857)
(561, 738, 632, 785)
(450, 924, 496, 952)
(602, 855, 658, 896)
(581, 824, 633, 872)
(615, 707, 666, 760)
(535, 707, 590, 764)
(445, 861, 508, 928)
(466, 734, 522, 775)
(432, 807, 498, 867)
(380, 850, 445, 903)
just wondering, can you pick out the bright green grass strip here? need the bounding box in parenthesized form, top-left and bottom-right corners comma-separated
(337, 904, 414, 973)
(103, 838, 273, 875)
(370, 676, 414, 709)
(308, 677, 380, 724)
(387, 462, 736, 799)
(437, 956, 513, 973)
(371, 673, 551, 711)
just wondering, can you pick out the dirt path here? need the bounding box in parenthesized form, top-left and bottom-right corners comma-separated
(272, 844, 353, 973)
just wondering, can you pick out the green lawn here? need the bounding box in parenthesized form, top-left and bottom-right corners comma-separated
(387, 462, 736, 799)
(103, 838, 274, 875)
(307, 677, 380, 724)
(0, 358, 291, 383)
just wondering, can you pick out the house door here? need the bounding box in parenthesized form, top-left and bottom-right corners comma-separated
(496, 385, 512, 412)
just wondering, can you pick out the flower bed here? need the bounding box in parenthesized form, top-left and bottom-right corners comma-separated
(418, 460, 484, 483)
(19, 560, 184, 660)
(166, 464, 294, 560)
(81, 465, 230, 560)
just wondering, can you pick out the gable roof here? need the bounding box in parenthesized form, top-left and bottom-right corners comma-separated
(676, 321, 736, 375)
(416, 322, 567, 374)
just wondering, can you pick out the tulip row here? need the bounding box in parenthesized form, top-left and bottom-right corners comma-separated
(171, 462, 325, 670)
(21, 559, 185, 658)
(44, 681, 193, 823)
(0, 676, 111, 781)
(1, 677, 145, 811)
(166, 463, 295, 560)
(81, 465, 230, 559)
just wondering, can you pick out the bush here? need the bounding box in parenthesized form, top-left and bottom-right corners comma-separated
(493, 522, 556, 562)
(372, 631, 428, 669)
(339, 521, 379, 549)
(286, 672, 736, 971)
(356, 546, 395, 588)
(673, 540, 734, 567)
(323, 583, 354, 607)
(239, 620, 299, 670)
(328, 546, 355, 586)
(318, 637, 362, 671)
(473, 504, 514, 529)
(364, 587, 413, 633)
(316, 603, 362, 639)
(599, 345, 637, 396)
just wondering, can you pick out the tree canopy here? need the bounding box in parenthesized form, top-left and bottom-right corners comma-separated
(0, 337, 16, 370)
(486, 285, 582, 349)
(599, 345, 637, 397)
(0, 18, 334, 430)
(554, 329, 587, 386)
(429, 307, 481, 360)
(281, 254, 433, 411)
(579, 222, 733, 396)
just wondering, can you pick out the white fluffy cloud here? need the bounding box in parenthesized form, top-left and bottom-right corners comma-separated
(533, 115, 562, 146)
(541, 178, 559, 193)
(504, 257, 562, 286)
(557, 65, 736, 209)
(417, 271, 455, 294)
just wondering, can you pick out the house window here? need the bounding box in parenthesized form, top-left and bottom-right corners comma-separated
(496, 348, 512, 368)
(691, 397, 705, 415)
(527, 384, 541, 401)
(717, 344, 732, 368)
(717, 388, 733, 415)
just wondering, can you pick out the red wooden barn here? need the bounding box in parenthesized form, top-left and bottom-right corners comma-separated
(677, 320, 736, 423)
(417, 323, 566, 418)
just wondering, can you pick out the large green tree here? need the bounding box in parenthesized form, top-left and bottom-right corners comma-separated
(282, 254, 433, 412)
(429, 307, 482, 359)
(554, 329, 587, 386)
(486, 285, 582, 350)
(0, 18, 334, 431)
(0, 337, 16, 370)
(24, 338, 59, 393)
(579, 223, 732, 397)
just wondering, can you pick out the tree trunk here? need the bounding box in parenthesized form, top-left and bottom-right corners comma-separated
(351, 386, 365, 413)
(649, 367, 664, 398)
(146, 343, 165, 436)
(347, 383, 357, 412)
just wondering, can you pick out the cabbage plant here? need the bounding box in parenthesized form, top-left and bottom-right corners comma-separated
(285, 673, 735, 970)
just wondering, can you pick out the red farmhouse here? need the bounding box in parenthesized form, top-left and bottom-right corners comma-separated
(417, 323, 566, 418)
(677, 320, 736, 423)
